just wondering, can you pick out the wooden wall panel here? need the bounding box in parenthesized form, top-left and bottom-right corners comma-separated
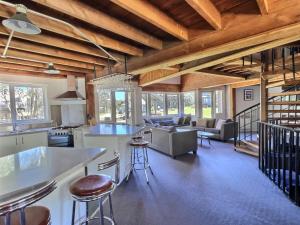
(142, 83, 180, 92)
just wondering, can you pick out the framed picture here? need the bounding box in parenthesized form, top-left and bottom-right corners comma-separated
(244, 89, 253, 101)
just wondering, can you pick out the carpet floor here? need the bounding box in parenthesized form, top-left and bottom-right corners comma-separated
(97, 140, 300, 225)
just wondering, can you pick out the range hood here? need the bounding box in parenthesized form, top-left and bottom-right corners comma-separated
(56, 75, 85, 101)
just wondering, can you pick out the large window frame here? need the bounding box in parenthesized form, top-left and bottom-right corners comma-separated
(0, 82, 48, 125)
(182, 91, 196, 116)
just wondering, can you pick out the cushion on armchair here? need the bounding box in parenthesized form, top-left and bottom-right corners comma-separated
(206, 119, 216, 128)
(183, 115, 191, 125)
(196, 118, 207, 127)
(177, 117, 184, 125)
(215, 119, 226, 130)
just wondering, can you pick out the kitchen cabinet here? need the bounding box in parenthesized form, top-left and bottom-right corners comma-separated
(20, 132, 48, 151)
(0, 131, 48, 157)
(0, 135, 19, 156)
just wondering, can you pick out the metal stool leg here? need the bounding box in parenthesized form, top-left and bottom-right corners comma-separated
(126, 147, 134, 182)
(108, 193, 116, 224)
(71, 200, 76, 225)
(99, 197, 105, 225)
(143, 147, 149, 184)
(145, 147, 154, 175)
(19, 208, 26, 225)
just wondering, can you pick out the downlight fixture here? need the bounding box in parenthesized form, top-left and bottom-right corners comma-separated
(44, 63, 60, 74)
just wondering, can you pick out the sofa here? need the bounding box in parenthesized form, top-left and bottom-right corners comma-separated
(144, 126, 197, 158)
(144, 115, 192, 127)
(191, 118, 237, 141)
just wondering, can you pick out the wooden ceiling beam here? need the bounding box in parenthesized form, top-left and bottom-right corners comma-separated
(1, 48, 102, 70)
(111, 0, 188, 41)
(107, 1, 300, 75)
(0, 58, 93, 74)
(0, 62, 85, 77)
(33, 0, 162, 49)
(198, 69, 247, 78)
(256, 0, 269, 15)
(142, 83, 181, 92)
(139, 34, 300, 86)
(0, 26, 116, 61)
(139, 69, 179, 86)
(0, 68, 69, 79)
(185, 0, 221, 30)
(0, 4, 142, 56)
(0, 37, 107, 66)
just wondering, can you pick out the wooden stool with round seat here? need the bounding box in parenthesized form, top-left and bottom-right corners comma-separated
(0, 181, 56, 225)
(126, 140, 153, 184)
(70, 153, 120, 225)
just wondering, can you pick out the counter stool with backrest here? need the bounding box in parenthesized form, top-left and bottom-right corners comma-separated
(0, 180, 56, 225)
(126, 140, 153, 184)
(69, 153, 120, 225)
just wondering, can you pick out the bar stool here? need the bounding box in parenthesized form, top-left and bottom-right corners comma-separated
(126, 140, 153, 184)
(69, 153, 120, 225)
(0, 181, 56, 225)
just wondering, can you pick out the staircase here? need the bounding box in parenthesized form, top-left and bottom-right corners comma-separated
(234, 47, 300, 156)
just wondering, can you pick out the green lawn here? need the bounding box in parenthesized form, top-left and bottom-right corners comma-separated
(202, 107, 212, 118)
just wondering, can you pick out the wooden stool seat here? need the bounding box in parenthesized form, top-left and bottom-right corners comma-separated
(0, 206, 50, 225)
(130, 141, 149, 147)
(69, 175, 113, 197)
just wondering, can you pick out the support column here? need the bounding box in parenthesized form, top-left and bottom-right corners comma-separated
(85, 73, 95, 123)
(228, 85, 236, 119)
(260, 50, 269, 122)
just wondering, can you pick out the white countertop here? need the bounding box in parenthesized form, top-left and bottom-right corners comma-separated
(0, 127, 51, 137)
(85, 124, 144, 137)
(0, 146, 106, 204)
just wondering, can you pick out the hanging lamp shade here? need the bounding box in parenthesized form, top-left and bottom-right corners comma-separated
(2, 4, 41, 35)
(44, 63, 60, 74)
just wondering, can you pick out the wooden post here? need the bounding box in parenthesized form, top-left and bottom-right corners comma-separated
(85, 74, 95, 123)
(260, 50, 269, 122)
(228, 85, 236, 119)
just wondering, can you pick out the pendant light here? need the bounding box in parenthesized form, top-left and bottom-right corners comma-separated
(2, 4, 41, 35)
(44, 63, 60, 74)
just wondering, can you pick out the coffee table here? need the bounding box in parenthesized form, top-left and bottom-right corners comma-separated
(198, 131, 215, 147)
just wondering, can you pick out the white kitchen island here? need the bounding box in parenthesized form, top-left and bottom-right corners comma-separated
(0, 146, 106, 225)
(74, 124, 145, 181)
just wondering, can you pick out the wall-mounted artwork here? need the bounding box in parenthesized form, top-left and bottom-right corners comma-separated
(244, 89, 253, 101)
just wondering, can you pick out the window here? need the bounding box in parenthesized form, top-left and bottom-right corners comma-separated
(14, 86, 45, 121)
(98, 89, 112, 122)
(0, 83, 11, 123)
(97, 88, 132, 123)
(150, 93, 164, 116)
(202, 92, 212, 118)
(167, 94, 179, 115)
(215, 90, 223, 114)
(142, 93, 147, 116)
(183, 92, 195, 115)
(0, 82, 47, 124)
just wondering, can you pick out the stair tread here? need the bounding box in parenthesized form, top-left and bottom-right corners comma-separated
(235, 146, 259, 157)
(269, 90, 300, 97)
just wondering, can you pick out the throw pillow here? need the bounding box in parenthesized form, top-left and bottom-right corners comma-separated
(177, 117, 184, 125)
(215, 119, 226, 130)
(183, 115, 191, 125)
(207, 119, 216, 128)
(197, 118, 207, 127)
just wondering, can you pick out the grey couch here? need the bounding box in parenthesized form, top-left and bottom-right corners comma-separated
(192, 118, 237, 141)
(144, 127, 197, 158)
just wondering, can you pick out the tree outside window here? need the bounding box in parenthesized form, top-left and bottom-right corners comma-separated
(183, 92, 195, 115)
(150, 93, 164, 116)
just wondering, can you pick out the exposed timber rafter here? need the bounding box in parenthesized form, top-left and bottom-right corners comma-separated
(0, 3, 143, 56)
(185, 0, 221, 30)
(0, 37, 107, 66)
(256, 0, 269, 15)
(105, 1, 300, 76)
(0, 58, 92, 74)
(111, 0, 189, 41)
(139, 34, 300, 86)
(33, 0, 162, 49)
(0, 62, 85, 77)
(0, 48, 103, 70)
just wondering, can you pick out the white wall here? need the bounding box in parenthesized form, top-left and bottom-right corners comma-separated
(236, 85, 260, 114)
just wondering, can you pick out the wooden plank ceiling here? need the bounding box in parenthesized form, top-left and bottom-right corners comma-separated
(0, 0, 299, 89)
